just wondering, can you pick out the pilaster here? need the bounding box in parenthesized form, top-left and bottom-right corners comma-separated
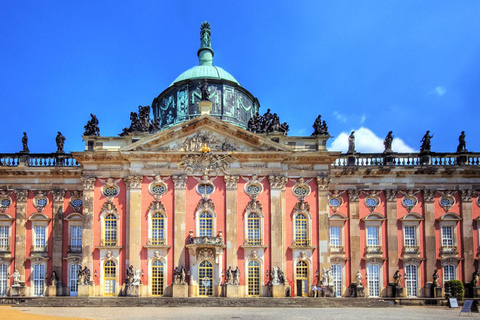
(269, 175, 287, 270)
(52, 189, 65, 292)
(125, 175, 143, 268)
(14, 189, 28, 282)
(173, 175, 187, 267)
(225, 175, 239, 269)
(423, 189, 436, 286)
(81, 177, 96, 272)
(348, 190, 361, 283)
(317, 176, 330, 270)
(461, 189, 474, 281)
(385, 190, 398, 283)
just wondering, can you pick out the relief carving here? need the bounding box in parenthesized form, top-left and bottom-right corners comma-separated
(385, 189, 397, 202)
(423, 189, 436, 202)
(197, 198, 215, 211)
(125, 175, 143, 189)
(461, 189, 473, 202)
(148, 200, 166, 212)
(317, 175, 331, 191)
(224, 175, 239, 189)
(178, 153, 233, 175)
(81, 177, 96, 191)
(269, 175, 287, 189)
(52, 189, 65, 203)
(173, 175, 187, 188)
(348, 189, 360, 202)
(246, 199, 263, 212)
(15, 189, 28, 202)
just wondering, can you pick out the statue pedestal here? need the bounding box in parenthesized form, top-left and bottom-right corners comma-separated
(347, 155, 356, 166)
(10, 285, 26, 297)
(324, 286, 334, 297)
(126, 285, 139, 297)
(473, 286, 480, 298)
(199, 101, 212, 115)
(78, 284, 91, 297)
(395, 286, 404, 298)
(172, 284, 188, 297)
(47, 285, 57, 297)
(224, 285, 239, 298)
(432, 286, 442, 298)
(270, 284, 286, 298)
(356, 285, 365, 297)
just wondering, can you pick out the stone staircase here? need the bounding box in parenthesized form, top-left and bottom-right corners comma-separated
(5, 297, 395, 308)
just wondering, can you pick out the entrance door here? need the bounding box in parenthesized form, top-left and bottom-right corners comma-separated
(296, 260, 308, 297)
(405, 265, 417, 297)
(247, 260, 260, 297)
(69, 264, 81, 296)
(0, 264, 7, 296)
(151, 259, 164, 296)
(198, 260, 213, 296)
(33, 264, 45, 296)
(367, 264, 380, 297)
(331, 264, 342, 297)
(104, 261, 116, 296)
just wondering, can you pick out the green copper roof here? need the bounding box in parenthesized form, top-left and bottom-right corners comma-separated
(170, 21, 240, 87)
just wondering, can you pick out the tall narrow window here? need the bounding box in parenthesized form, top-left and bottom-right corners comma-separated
(199, 211, 213, 237)
(246, 212, 261, 245)
(70, 226, 82, 252)
(0, 264, 7, 296)
(33, 264, 45, 296)
(367, 264, 380, 297)
(104, 260, 116, 296)
(330, 226, 341, 250)
(331, 264, 342, 297)
(295, 260, 309, 297)
(248, 260, 260, 296)
(0, 226, 8, 252)
(441, 226, 454, 246)
(198, 260, 213, 296)
(366, 226, 379, 246)
(151, 260, 164, 296)
(104, 214, 117, 246)
(151, 212, 165, 245)
(294, 213, 309, 246)
(69, 264, 81, 296)
(443, 265, 455, 283)
(405, 265, 417, 297)
(404, 226, 416, 247)
(34, 225, 46, 251)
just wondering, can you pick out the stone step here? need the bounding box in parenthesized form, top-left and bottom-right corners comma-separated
(6, 297, 395, 308)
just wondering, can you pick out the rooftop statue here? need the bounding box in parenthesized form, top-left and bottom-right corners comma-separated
(246, 109, 289, 136)
(383, 131, 394, 153)
(84, 113, 100, 136)
(199, 80, 210, 101)
(200, 21, 211, 48)
(21, 132, 29, 153)
(56, 131, 65, 153)
(119, 105, 156, 136)
(420, 130, 433, 153)
(312, 115, 329, 136)
(347, 131, 355, 154)
(457, 131, 467, 153)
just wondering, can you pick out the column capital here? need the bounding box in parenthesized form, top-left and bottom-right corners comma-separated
(173, 175, 188, 189)
(317, 175, 331, 191)
(224, 175, 239, 189)
(348, 189, 360, 202)
(385, 189, 398, 202)
(423, 189, 436, 202)
(52, 189, 65, 203)
(14, 189, 29, 202)
(461, 189, 474, 202)
(81, 177, 96, 191)
(269, 175, 287, 189)
(125, 175, 143, 189)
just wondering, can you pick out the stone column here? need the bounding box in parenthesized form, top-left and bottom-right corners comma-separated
(348, 190, 361, 284)
(14, 190, 28, 282)
(125, 176, 143, 269)
(173, 175, 187, 268)
(52, 189, 65, 294)
(423, 189, 436, 289)
(81, 177, 96, 273)
(385, 190, 398, 286)
(317, 176, 330, 271)
(269, 175, 287, 271)
(461, 189, 475, 282)
(224, 175, 239, 270)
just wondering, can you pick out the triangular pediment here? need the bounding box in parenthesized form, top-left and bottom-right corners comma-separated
(121, 115, 292, 153)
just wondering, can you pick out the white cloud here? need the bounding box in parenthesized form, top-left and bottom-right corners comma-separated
(333, 111, 347, 123)
(360, 115, 366, 124)
(330, 127, 416, 153)
(429, 86, 446, 96)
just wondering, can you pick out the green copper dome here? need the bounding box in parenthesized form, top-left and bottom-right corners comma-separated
(170, 21, 240, 87)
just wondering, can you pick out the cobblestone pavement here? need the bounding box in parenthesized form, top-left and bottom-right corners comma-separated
(9, 306, 471, 320)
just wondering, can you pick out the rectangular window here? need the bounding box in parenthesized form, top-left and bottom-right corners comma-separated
(34, 225, 46, 251)
(443, 265, 455, 282)
(331, 264, 342, 297)
(367, 226, 379, 246)
(404, 226, 416, 247)
(0, 226, 8, 251)
(70, 226, 82, 252)
(330, 226, 341, 247)
(367, 264, 380, 297)
(442, 226, 454, 246)
(405, 265, 417, 297)
(0, 264, 7, 296)
(33, 264, 45, 296)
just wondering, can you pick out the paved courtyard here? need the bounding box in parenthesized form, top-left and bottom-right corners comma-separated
(2, 306, 473, 320)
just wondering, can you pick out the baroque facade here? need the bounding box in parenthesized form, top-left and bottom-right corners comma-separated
(1, 22, 480, 299)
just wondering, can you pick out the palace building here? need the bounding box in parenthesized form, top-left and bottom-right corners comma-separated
(0, 22, 479, 299)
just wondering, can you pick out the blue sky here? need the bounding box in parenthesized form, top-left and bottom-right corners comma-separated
(1, 1, 479, 154)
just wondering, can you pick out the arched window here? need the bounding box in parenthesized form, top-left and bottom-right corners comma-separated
(104, 260, 116, 296)
(296, 260, 309, 297)
(151, 212, 165, 245)
(246, 212, 261, 245)
(104, 214, 117, 246)
(199, 211, 213, 237)
(294, 213, 309, 246)
(247, 260, 260, 296)
(198, 260, 213, 296)
(151, 259, 164, 296)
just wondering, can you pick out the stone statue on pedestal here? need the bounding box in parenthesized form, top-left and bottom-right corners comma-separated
(12, 269, 21, 286)
(393, 270, 401, 286)
(347, 131, 355, 154)
(356, 270, 363, 287)
(432, 270, 439, 287)
(384, 131, 394, 153)
(56, 131, 65, 153)
(472, 269, 479, 287)
(420, 130, 433, 153)
(21, 132, 29, 153)
(457, 131, 467, 153)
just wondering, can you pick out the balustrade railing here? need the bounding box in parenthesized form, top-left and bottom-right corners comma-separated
(293, 239, 311, 247)
(147, 238, 166, 246)
(440, 245, 458, 255)
(244, 238, 263, 246)
(100, 239, 118, 247)
(403, 245, 419, 254)
(329, 244, 345, 253)
(0, 153, 79, 167)
(366, 245, 382, 254)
